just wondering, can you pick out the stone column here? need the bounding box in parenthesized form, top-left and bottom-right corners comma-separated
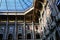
(14, 16, 17, 40)
(4, 23, 7, 40)
(23, 15, 26, 40)
(4, 16, 9, 40)
(32, 21, 34, 40)
(6, 16, 8, 40)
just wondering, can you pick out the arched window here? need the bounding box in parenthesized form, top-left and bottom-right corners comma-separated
(27, 33, 31, 39)
(38, 0, 46, 3)
(36, 33, 40, 39)
(50, 37, 54, 40)
(0, 34, 3, 40)
(57, 0, 60, 11)
(27, 26, 30, 30)
(35, 26, 38, 30)
(51, 37, 54, 40)
(37, 2, 43, 10)
(18, 34, 22, 39)
(8, 34, 13, 40)
(35, 0, 43, 11)
(55, 31, 60, 40)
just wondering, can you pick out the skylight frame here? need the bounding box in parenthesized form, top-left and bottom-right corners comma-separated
(0, 0, 34, 13)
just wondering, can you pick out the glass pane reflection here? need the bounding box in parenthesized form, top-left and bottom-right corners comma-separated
(0, 0, 33, 12)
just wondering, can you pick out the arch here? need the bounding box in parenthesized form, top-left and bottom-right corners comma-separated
(27, 33, 31, 39)
(0, 34, 3, 40)
(18, 34, 22, 40)
(50, 37, 54, 40)
(35, 2, 43, 11)
(55, 31, 60, 40)
(38, 0, 46, 3)
(36, 10, 41, 18)
(36, 33, 40, 39)
(8, 34, 13, 40)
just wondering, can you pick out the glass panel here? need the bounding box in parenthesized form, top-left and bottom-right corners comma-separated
(18, 24, 23, 33)
(7, 0, 15, 11)
(0, 0, 33, 12)
(9, 25, 14, 33)
(0, 0, 7, 11)
(0, 25, 5, 33)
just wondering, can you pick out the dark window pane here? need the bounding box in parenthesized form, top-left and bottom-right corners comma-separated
(57, 0, 60, 11)
(0, 34, 3, 40)
(18, 34, 22, 39)
(27, 33, 31, 39)
(8, 34, 13, 40)
(36, 33, 40, 39)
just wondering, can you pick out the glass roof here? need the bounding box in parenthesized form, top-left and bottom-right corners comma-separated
(0, 0, 33, 12)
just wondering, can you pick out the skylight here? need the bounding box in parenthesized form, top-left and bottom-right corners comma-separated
(0, 0, 33, 12)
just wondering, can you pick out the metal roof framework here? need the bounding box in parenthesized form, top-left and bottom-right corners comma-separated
(0, 0, 34, 15)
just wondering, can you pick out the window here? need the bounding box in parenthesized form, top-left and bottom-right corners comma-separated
(42, 11, 44, 17)
(56, 31, 60, 40)
(0, 25, 5, 33)
(17, 16, 24, 20)
(0, 34, 3, 40)
(41, 27, 42, 30)
(9, 25, 14, 33)
(27, 33, 31, 39)
(35, 26, 38, 30)
(8, 34, 13, 40)
(51, 37, 54, 40)
(57, 0, 60, 11)
(0, 16, 7, 21)
(18, 25, 23, 33)
(8, 16, 15, 21)
(9, 27, 13, 31)
(44, 27, 46, 32)
(36, 33, 40, 39)
(36, 10, 41, 18)
(18, 34, 22, 39)
(36, 2, 43, 10)
(50, 37, 54, 40)
(38, 0, 45, 3)
(27, 26, 30, 30)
